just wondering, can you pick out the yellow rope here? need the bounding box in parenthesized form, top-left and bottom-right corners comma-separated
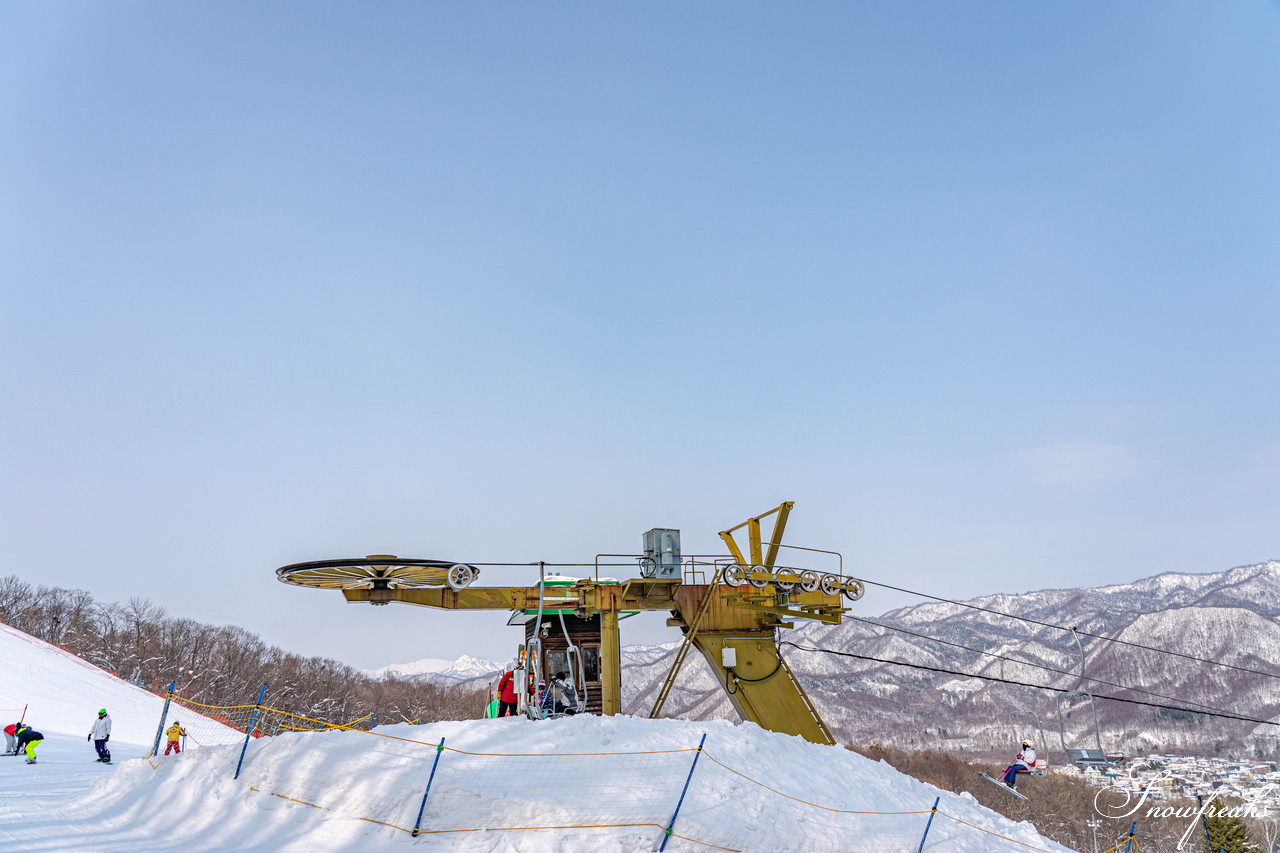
(412, 822, 666, 835)
(667, 830, 744, 852)
(246, 787, 323, 809)
(263, 706, 705, 756)
(700, 751, 930, 815)
(356, 817, 412, 833)
(280, 711, 374, 732)
(169, 697, 259, 710)
(442, 744, 699, 758)
(935, 812, 1057, 852)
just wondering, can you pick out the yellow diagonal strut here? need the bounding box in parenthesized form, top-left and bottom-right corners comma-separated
(719, 501, 793, 568)
(649, 565, 728, 720)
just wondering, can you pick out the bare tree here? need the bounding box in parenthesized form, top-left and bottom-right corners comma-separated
(0, 574, 483, 729)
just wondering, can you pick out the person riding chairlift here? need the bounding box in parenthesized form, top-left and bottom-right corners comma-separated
(1001, 741, 1037, 789)
(550, 672, 578, 715)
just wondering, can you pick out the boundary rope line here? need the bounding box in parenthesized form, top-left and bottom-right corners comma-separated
(701, 750, 930, 815)
(441, 744, 699, 758)
(280, 710, 374, 732)
(934, 811, 1057, 852)
(169, 698, 259, 710)
(171, 698, 711, 757)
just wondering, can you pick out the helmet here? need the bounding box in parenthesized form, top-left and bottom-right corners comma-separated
(1022, 740, 1031, 748)
(98, 709, 107, 715)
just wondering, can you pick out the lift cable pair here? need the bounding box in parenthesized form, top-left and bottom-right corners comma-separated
(781, 641, 1280, 729)
(853, 575, 1280, 683)
(847, 615, 1240, 719)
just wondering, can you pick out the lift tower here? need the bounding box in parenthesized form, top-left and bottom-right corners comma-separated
(276, 502, 863, 745)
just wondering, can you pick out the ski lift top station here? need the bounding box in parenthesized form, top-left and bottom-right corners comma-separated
(277, 502, 864, 744)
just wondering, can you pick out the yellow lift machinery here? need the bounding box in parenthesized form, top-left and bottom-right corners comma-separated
(276, 502, 864, 745)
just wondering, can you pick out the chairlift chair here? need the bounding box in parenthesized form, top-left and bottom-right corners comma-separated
(999, 658, 1049, 777)
(1056, 628, 1115, 768)
(1010, 709, 1049, 776)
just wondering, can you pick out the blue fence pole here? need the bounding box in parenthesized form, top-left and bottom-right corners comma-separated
(660, 734, 707, 853)
(917, 796, 940, 852)
(149, 681, 176, 758)
(1122, 821, 1136, 853)
(233, 683, 269, 781)
(411, 738, 447, 837)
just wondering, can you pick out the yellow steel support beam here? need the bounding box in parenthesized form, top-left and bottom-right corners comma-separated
(688, 630, 833, 745)
(662, 584, 839, 744)
(341, 581, 682, 613)
(762, 502, 792, 568)
(600, 609, 621, 715)
(283, 501, 848, 741)
(719, 500, 795, 569)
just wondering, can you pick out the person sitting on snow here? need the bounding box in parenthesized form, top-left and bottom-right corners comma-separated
(88, 708, 112, 763)
(1001, 741, 1037, 789)
(165, 721, 187, 755)
(15, 724, 43, 764)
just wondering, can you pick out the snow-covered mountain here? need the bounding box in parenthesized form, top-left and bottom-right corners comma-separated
(367, 653, 503, 685)
(361, 560, 1280, 761)
(0, 618, 1072, 852)
(362, 657, 455, 679)
(625, 560, 1280, 761)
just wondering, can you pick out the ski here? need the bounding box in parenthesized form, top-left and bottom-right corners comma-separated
(978, 771, 1027, 799)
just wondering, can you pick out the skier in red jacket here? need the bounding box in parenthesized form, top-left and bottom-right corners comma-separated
(497, 669, 519, 717)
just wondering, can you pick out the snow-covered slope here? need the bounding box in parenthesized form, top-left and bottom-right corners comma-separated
(0, 620, 240, 750)
(0, 618, 1072, 852)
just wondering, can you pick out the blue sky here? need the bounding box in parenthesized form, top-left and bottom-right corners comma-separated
(2, 2, 1278, 670)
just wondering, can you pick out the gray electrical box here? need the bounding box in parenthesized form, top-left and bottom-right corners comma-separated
(642, 528, 682, 579)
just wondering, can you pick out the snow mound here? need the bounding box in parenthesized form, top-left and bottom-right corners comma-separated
(0, 618, 1072, 852)
(21, 719, 1075, 851)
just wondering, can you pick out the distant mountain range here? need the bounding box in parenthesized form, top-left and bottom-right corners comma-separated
(378, 560, 1280, 762)
(624, 559, 1280, 761)
(364, 653, 502, 683)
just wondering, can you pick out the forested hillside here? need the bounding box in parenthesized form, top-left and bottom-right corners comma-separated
(0, 574, 485, 725)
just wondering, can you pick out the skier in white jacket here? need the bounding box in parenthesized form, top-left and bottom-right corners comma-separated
(88, 709, 112, 763)
(1001, 740, 1036, 789)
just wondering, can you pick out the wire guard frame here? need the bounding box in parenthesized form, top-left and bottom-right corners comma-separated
(276, 556, 481, 591)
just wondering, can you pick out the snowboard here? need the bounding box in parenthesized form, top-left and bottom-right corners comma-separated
(978, 771, 1027, 799)
(25, 759, 36, 764)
